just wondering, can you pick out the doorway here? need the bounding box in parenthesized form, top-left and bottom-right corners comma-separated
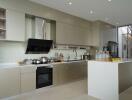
(118, 25, 132, 58)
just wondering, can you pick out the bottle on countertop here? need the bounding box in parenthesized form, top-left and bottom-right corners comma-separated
(95, 50, 110, 62)
(95, 50, 100, 60)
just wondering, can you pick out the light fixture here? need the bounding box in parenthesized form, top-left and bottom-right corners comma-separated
(68, 1, 72, 5)
(90, 10, 94, 14)
(108, 0, 112, 2)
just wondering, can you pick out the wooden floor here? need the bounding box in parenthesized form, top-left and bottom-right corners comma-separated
(3, 79, 99, 100)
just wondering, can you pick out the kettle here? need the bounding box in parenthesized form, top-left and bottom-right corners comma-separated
(40, 57, 48, 63)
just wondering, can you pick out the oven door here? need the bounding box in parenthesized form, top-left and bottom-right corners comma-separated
(36, 67, 53, 89)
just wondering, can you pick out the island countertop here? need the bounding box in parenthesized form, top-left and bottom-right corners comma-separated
(88, 60, 132, 100)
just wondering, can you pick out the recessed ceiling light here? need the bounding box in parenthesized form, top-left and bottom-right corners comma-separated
(65, 1, 72, 6)
(108, 0, 112, 2)
(68, 1, 72, 5)
(90, 10, 94, 14)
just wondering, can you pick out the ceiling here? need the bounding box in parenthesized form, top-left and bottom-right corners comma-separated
(30, 0, 132, 26)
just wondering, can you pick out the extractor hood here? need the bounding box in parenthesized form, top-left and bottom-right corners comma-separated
(25, 39, 53, 54)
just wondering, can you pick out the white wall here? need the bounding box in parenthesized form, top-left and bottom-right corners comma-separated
(0, 41, 86, 63)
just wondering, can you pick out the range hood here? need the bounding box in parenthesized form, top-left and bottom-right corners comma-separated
(25, 39, 53, 54)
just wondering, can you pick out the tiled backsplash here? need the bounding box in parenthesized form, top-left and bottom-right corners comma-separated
(0, 41, 87, 63)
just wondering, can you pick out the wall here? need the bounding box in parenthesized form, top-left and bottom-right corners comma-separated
(0, 0, 91, 63)
(0, 41, 86, 63)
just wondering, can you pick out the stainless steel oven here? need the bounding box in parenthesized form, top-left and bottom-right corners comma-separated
(36, 66, 53, 89)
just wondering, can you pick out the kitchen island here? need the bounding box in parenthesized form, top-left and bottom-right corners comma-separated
(88, 60, 132, 100)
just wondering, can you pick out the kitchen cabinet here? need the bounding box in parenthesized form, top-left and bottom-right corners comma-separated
(53, 65, 60, 86)
(0, 65, 36, 98)
(20, 66, 36, 93)
(91, 21, 100, 47)
(6, 9, 25, 41)
(25, 15, 56, 42)
(66, 61, 87, 81)
(92, 21, 117, 47)
(56, 22, 92, 45)
(53, 64, 70, 86)
(53, 61, 87, 86)
(0, 67, 20, 98)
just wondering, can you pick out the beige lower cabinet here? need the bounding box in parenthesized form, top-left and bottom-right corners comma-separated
(53, 61, 87, 86)
(53, 64, 69, 86)
(20, 66, 36, 93)
(53, 66, 60, 86)
(0, 66, 36, 98)
(0, 67, 20, 98)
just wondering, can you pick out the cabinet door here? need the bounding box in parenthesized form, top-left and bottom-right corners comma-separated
(53, 64, 69, 86)
(6, 9, 25, 41)
(56, 22, 73, 44)
(56, 22, 91, 45)
(53, 62, 87, 86)
(91, 22, 100, 46)
(21, 73, 36, 93)
(53, 66, 60, 86)
(0, 67, 20, 98)
(67, 62, 87, 81)
(20, 66, 36, 93)
(74, 26, 91, 45)
(57, 64, 69, 84)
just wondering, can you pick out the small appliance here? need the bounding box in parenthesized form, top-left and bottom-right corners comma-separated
(106, 41, 118, 58)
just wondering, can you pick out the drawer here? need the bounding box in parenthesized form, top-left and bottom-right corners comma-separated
(21, 66, 36, 73)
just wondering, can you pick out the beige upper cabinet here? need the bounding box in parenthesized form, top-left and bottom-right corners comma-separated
(91, 21, 100, 47)
(6, 9, 25, 41)
(92, 21, 117, 47)
(0, 67, 20, 98)
(56, 22, 92, 45)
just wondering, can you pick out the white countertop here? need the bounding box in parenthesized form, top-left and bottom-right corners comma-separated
(0, 60, 87, 69)
(89, 59, 132, 64)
